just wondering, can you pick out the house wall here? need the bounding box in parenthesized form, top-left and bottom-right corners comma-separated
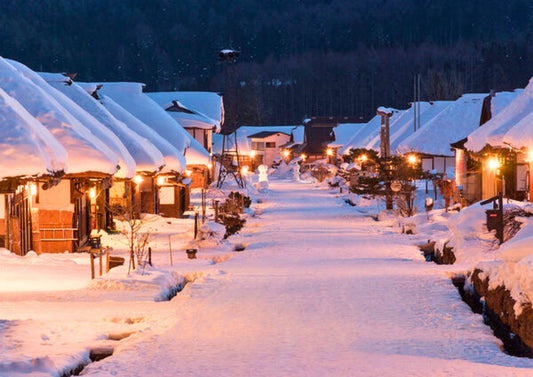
(0, 194, 6, 248)
(186, 128, 212, 153)
(188, 165, 210, 189)
(159, 185, 188, 218)
(32, 180, 76, 254)
(455, 149, 467, 188)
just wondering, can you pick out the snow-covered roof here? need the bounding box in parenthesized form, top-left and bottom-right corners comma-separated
(96, 83, 190, 155)
(397, 94, 488, 156)
(165, 92, 224, 129)
(385, 101, 452, 153)
(146, 92, 220, 131)
(341, 110, 402, 154)
(465, 84, 529, 152)
(291, 126, 305, 145)
(78, 84, 185, 173)
(17, 70, 135, 179)
(328, 123, 365, 148)
(0, 58, 119, 175)
(41, 73, 165, 174)
(503, 111, 533, 151)
(184, 133, 211, 165)
(0, 87, 67, 178)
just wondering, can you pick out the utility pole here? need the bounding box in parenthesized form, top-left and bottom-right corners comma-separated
(378, 107, 394, 210)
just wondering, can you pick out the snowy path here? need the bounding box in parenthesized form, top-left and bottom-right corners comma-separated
(86, 179, 533, 376)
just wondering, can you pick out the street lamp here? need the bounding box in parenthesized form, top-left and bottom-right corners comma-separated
(407, 154, 418, 165)
(487, 157, 500, 170)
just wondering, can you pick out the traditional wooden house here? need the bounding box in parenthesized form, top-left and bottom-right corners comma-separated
(99, 83, 192, 217)
(0, 87, 67, 254)
(463, 81, 531, 201)
(396, 94, 487, 177)
(0, 58, 120, 254)
(147, 92, 217, 188)
(451, 90, 527, 203)
(41, 74, 169, 224)
(296, 117, 362, 162)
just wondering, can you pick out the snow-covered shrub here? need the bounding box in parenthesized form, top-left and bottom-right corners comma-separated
(197, 221, 226, 240)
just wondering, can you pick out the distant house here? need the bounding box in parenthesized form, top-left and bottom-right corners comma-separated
(296, 117, 362, 162)
(247, 131, 290, 166)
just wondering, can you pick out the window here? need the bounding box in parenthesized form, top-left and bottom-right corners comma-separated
(252, 141, 265, 150)
(266, 142, 276, 148)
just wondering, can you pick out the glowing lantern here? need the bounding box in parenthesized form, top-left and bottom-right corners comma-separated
(133, 175, 144, 185)
(241, 166, 250, 175)
(360, 154, 368, 162)
(300, 154, 307, 161)
(89, 188, 96, 199)
(283, 150, 290, 158)
(326, 148, 333, 156)
(407, 154, 417, 165)
(156, 176, 166, 186)
(250, 150, 257, 159)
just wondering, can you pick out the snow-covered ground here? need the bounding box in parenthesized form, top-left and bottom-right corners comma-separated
(2, 179, 533, 376)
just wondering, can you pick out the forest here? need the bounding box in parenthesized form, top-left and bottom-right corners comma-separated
(0, 0, 531, 126)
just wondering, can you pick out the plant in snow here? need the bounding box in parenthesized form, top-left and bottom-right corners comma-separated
(109, 203, 153, 274)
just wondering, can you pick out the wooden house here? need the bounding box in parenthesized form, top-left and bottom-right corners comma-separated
(457, 88, 526, 202)
(99, 83, 192, 217)
(1, 58, 121, 254)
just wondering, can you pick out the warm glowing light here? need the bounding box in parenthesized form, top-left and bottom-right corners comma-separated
(89, 188, 96, 199)
(487, 157, 501, 170)
(359, 154, 368, 162)
(250, 150, 257, 159)
(300, 154, 307, 161)
(241, 166, 250, 175)
(407, 154, 417, 165)
(207, 162, 213, 170)
(133, 175, 144, 185)
(185, 170, 192, 177)
(528, 150, 533, 162)
(28, 183, 37, 196)
(283, 150, 290, 158)
(326, 148, 333, 156)
(156, 176, 166, 186)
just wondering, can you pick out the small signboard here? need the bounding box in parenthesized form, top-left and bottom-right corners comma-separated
(391, 181, 402, 192)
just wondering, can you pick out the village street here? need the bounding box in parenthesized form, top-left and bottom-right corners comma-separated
(82, 179, 533, 377)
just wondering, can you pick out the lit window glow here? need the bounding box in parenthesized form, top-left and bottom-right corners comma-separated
(89, 188, 96, 199)
(156, 176, 166, 186)
(250, 150, 257, 159)
(283, 150, 290, 158)
(28, 183, 37, 196)
(241, 166, 250, 175)
(133, 175, 144, 185)
(359, 154, 368, 162)
(300, 154, 307, 161)
(487, 157, 500, 170)
(326, 148, 333, 156)
(185, 170, 192, 177)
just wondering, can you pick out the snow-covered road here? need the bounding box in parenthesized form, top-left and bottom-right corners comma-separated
(85, 179, 533, 376)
